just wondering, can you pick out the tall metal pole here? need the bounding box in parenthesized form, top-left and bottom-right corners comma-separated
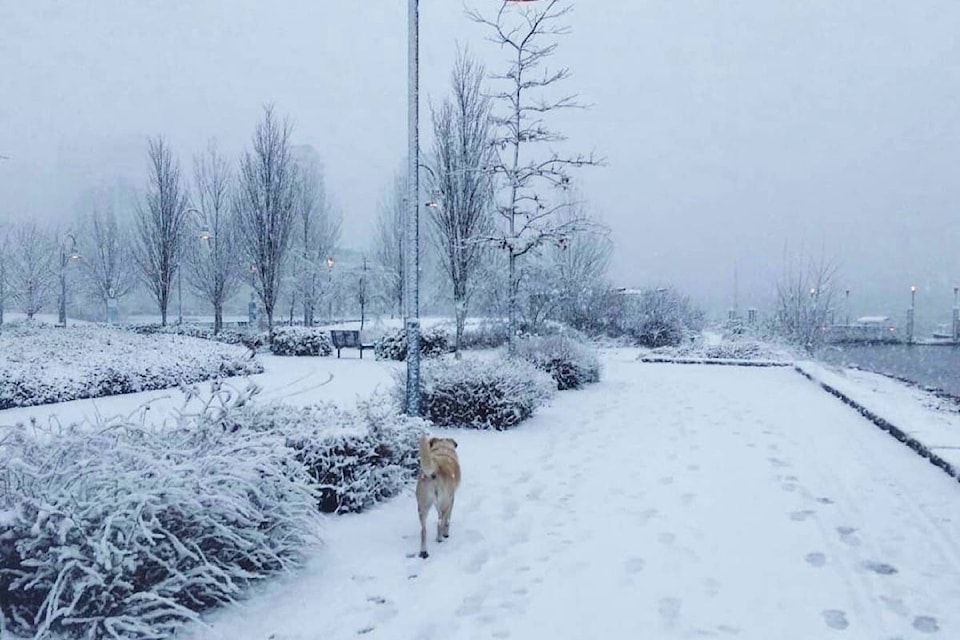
(404, 0, 422, 416)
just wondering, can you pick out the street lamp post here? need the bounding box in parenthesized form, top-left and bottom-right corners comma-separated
(404, 0, 538, 416)
(58, 234, 80, 326)
(953, 286, 959, 343)
(404, 0, 422, 416)
(907, 285, 916, 345)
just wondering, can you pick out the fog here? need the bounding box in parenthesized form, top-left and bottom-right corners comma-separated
(2, 0, 958, 324)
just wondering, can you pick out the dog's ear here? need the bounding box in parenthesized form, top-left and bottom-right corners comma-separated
(428, 437, 440, 447)
(449, 438, 458, 449)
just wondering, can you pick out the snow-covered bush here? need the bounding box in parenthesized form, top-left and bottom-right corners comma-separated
(601, 287, 704, 347)
(126, 322, 270, 351)
(269, 326, 333, 357)
(516, 335, 601, 390)
(224, 396, 426, 513)
(653, 337, 794, 362)
(374, 326, 450, 361)
(398, 357, 555, 430)
(458, 322, 510, 350)
(0, 390, 320, 640)
(0, 324, 262, 409)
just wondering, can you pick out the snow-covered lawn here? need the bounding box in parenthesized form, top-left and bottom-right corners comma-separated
(175, 351, 960, 640)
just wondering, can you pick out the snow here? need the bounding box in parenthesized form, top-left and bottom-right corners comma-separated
(4, 339, 960, 639)
(797, 359, 960, 473)
(172, 350, 960, 640)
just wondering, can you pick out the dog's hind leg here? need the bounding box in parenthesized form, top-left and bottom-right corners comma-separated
(439, 494, 455, 539)
(418, 501, 430, 558)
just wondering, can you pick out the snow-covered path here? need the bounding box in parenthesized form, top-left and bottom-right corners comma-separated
(182, 353, 960, 640)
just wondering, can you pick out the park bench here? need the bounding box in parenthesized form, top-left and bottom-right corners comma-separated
(329, 329, 375, 359)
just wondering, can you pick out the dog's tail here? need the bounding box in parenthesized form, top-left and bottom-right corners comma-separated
(418, 435, 437, 476)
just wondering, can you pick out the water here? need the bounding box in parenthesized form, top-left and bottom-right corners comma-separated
(817, 344, 960, 398)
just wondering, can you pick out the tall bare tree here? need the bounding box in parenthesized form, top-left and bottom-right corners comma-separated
(77, 198, 136, 322)
(135, 136, 188, 326)
(469, 0, 601, 352)
(8, 222, 57, 320)
(775, 246, 839, 353)
(0, 224, 8, 326)
(234, 106, 299, 333)
(188, 140, 240, 334)
(291, 147, 341, 326)
(426, 50, 496, 358)
(374, 171, 406, 318)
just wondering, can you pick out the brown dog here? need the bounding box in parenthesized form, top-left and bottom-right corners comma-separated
(416, 435, 461, 558)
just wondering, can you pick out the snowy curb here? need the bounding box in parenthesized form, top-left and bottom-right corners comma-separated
(638, 356, 792, 367)
(794, 366, 960, 484)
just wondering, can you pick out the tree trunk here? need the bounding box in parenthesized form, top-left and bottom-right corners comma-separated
(507, 251, 517, 355)
(214, 304, 223, 334)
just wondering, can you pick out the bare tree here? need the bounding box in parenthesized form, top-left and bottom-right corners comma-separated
(469, 0, 601, 353)
(0, 224, 8, 326)
(234, 106, 299, 333)
(135, 136, 188, 326)
(775, 246, 839, 353)
(373, 171, 406, 318)
(291, 147, 341, 326)
(77, 198, 136, 322)
(545, 199, 613, 331)
(8, 222, 57, 320)
(188, 140, 240, 334)
(357, 254, 370, 331)
(426, 50, 497, 358)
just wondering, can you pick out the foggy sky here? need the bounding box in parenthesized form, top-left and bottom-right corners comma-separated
(2, 1, 958, 323)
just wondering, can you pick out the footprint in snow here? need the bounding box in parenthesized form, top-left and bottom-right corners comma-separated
(861, 561, 897, 575)
(836, 526, 861, 547)
(790, 510, 816, 522)
(624, 557, 646, 574)
(913, 616, 939, 633)
(658, 597, 682, 626)
(805, 552, 827, 567)
(822, 609, 849, 630)
(768, 457, 790, 468)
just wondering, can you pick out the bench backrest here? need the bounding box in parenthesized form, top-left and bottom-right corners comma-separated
(330, 330, 360, 348)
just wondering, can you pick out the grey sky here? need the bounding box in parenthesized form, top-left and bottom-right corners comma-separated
(2, 1, 958, 322)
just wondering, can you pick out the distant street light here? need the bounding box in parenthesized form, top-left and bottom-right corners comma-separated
(179, 207, 210, 325)
(907, 284, 917, 345)
(58, 233, 80, 326)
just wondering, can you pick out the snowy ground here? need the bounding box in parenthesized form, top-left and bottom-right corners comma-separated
(172, 351, 960, 640)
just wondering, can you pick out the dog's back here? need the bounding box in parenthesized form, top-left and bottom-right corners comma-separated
(417, 436, 460, 558)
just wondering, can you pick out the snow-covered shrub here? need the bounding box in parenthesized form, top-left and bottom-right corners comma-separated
(516, 335, 601, 390)
(0, 324, 262, 409)
(603, 287, 704, 347)
(224, 396, 427, 513)
(374, 326, 450, 361)
(269, 326, 333, 357)
(0, 390, 320, 640)
(125, 322, 269, 351)
(654, 338, 794, 362)
(398, 357, 555, 430)
(458, 322, 510, 350)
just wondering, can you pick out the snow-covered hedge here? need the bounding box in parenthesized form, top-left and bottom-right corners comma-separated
(224, 397, 427, 513)
(374, 326, 450, 361)
(269, 326, 333, 357)
(516, 335, 601, 390)
(0, 382, 429, 639)
(127, 323, 270, 352)
(0, 324, 263, 410)
(399, 357, 555, 430)
(0, 389, 320, 640)
(650, 338, 794, 363)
